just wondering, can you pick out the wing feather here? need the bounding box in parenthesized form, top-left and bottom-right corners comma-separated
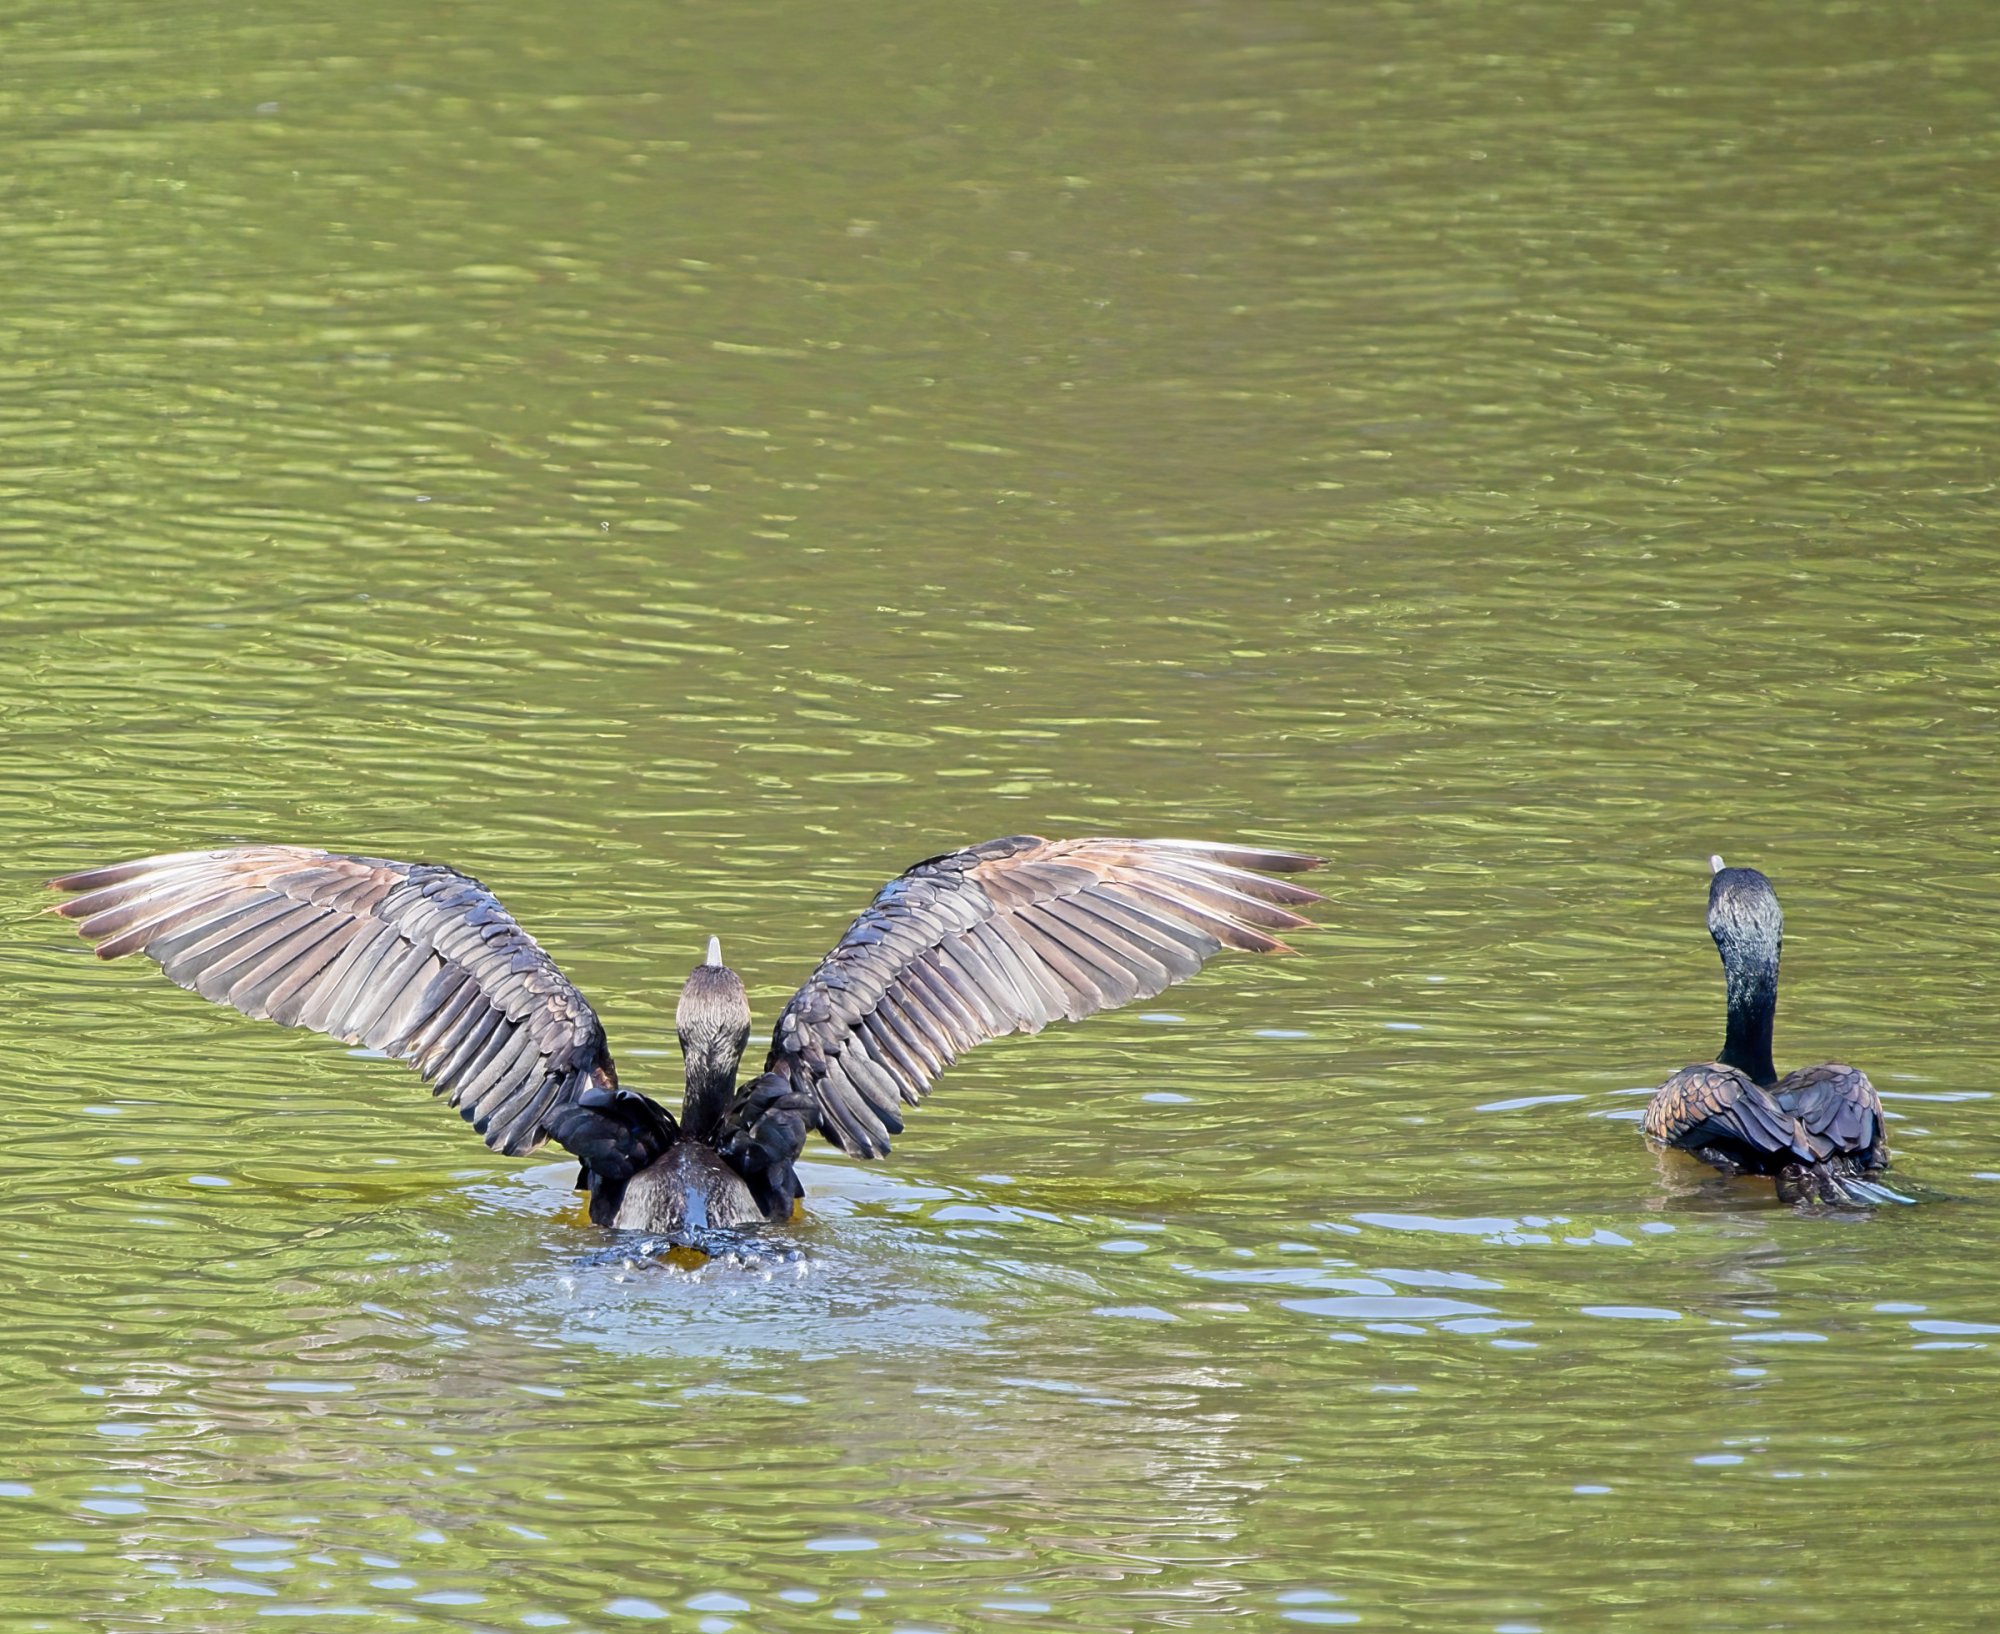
(928, 947, 1009, 1034)
(903, 960, 979, 1051)
(1117, 879, 1288, 954)
(1647, 1059, 1888, 1176)
(49, 846, 623, 1159)
(1644, 1064, 1809, 1165)
(856, 1013, 921, 1094)
(300, 921, 402, 1034)
(1017, 904, 1144, 1007)
(761, 835, 1324, 1158)
(490, 1068, 564, 1156)
(961, 921, 1058, 1029)
(875, 995, 948, 1077)
(1777, 1063, 1886, 1166)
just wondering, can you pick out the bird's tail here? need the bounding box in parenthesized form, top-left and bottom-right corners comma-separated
(1777, 1161, 1916, 1207)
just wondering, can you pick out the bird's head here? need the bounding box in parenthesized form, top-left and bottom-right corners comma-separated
(676, 937, 751, 1080)
(1706, 855, 1783, 979)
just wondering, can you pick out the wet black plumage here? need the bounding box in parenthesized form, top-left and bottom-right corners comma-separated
(49, 835, 1323, 1233)
(1643, 857, 1889, 1204)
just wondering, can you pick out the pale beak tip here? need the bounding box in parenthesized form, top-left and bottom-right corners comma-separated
(1709, 854, 1725, 875)
(705, 935, 722, 967)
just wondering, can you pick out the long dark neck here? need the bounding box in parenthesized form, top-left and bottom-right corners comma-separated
(681, 1057, 738, 1145)
(1718, 956, 1778, 1087)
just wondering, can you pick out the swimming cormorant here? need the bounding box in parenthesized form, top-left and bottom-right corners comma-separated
(1643, 856, 1889, 1204)
(50, 836, 1322, 1231)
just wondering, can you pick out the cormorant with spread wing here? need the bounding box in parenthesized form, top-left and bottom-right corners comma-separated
(50, 836, 1322, 1231)
(1643, 856, 1891, 1205)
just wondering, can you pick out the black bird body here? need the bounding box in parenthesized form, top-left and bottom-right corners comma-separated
(610, 1141, 761, 1233)
(50, 834, 1323, 1234)
(1643, 857, 1888, 1204)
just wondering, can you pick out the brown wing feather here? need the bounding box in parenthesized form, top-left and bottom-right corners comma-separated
(757, 835, 1324, 1158)
(1775, 1063, 1886, 1167)
(1645, 1058, 1888, 1178)
(1645, 1063, 1813, 1166)
(48, 846, 621, 1158)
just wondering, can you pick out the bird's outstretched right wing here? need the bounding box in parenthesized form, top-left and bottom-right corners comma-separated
(750, 835, 1324, 1159)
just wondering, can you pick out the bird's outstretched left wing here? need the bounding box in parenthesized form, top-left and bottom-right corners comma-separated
(48, 846, 634, 1160)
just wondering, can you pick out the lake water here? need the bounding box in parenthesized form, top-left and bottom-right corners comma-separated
(4, 0, 1998, 1627)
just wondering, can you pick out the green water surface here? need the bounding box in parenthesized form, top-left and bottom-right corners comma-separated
(3, 0, 1998, 1628)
